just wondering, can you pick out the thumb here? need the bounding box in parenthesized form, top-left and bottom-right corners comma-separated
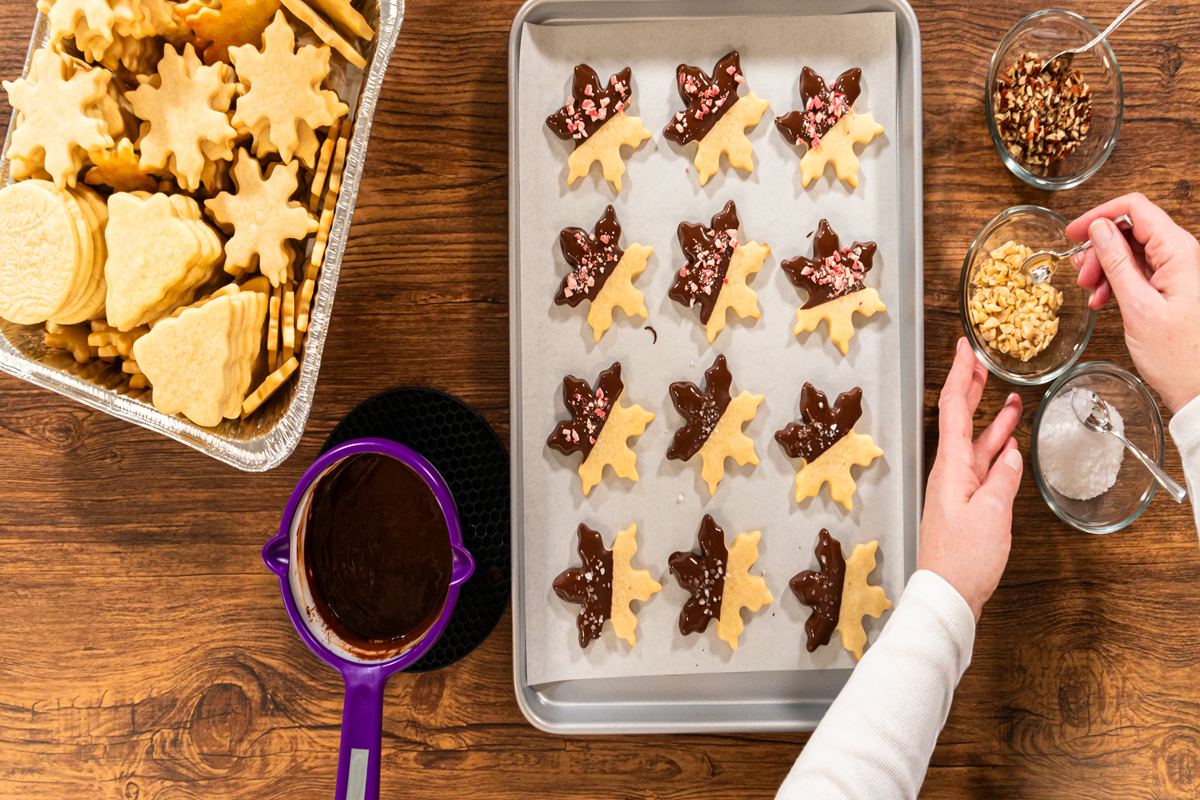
(973, 445, 1023, 512)
(1088, 218, 1158, 317)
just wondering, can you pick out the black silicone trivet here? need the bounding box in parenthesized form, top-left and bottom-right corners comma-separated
(322, 388, 510, 673)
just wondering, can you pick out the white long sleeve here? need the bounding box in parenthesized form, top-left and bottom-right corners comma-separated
(1169, 394, 1200, 535)
(775, 570, 975, 800)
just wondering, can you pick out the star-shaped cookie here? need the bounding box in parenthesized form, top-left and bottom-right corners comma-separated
(178, 0, 282, 65)
(229, 11, 348, 167)
(546, 65, 651, 192)
(667, 354, 762, 495)
(775, 67, 883, 189)
(555, 205, 650, 342)
(552, 523, 661, 648)
(126, 43, 239, 193)
(775, 383, 882, 511)
(668, 200, 769, 342)
(781, 219, 887, 354)
(790, 529, 891, 660)
(546, 362, 655, 496)
(668, 514, 773, 651)
(205, 148, 319, 286)
(662, 51, 768, 186)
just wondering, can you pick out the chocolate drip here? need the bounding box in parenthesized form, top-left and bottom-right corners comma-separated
(775, 67, 862, 148)
(662, 51, 745, 145)
(775, 383, 863, 463)
(555, 205, 624, 307)
(790, 529, 847, 652)
(547, 65, 633, 150)
(781, 219, 876, 309)
(667, 354, 734, 461)
(668, 200, 740, 324)
(552, 524, 615, 648)
(547, 362, 624, 461)
(668, 514, 728, 635)
(304, 453, 452, 652)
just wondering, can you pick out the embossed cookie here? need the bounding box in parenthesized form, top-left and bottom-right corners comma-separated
(668, 200, 769, 342)
(775, 383, 882, 511)
(667, 354, 762, 495)
(663, 51, 768, 186)
(781, 219, 886, 354)
(553, 523, 662, 648)
(790, 529, 891, 661)
(555, 205, 651, 341)
(668, 514, 773, 652)
(546, 65, 651, 192)
(775, 67, 884, 188)
(547, 362, 655, 496)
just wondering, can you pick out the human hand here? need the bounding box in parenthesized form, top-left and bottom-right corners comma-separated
(918, 338, 1024, 622)
(1068, 193, 1200, 413)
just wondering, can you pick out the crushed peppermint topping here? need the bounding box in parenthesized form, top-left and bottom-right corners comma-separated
(547, 65, 633, 148)
(662, 51, 745, 146)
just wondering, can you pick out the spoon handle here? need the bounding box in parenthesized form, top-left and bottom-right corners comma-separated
(1115, 430, 1188, 503)
(1081, 0, 1159, 54)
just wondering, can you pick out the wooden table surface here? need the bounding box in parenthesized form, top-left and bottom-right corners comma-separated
(2, 1, 1200, 798)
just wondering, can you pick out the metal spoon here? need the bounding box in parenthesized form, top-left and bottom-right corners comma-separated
(1022, 215, 1132, 286)
(1072, 389, 1187, 503)
(1045, 0, 1159, 68)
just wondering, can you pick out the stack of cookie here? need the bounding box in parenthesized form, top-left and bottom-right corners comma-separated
(38, 0, 188, 73)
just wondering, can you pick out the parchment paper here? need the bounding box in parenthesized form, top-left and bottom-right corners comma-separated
(518, 13, 902, 685)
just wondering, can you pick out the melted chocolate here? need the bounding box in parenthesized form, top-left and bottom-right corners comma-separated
(547, 362, 623, 461)
(668, 514, 728, 635)
(555, 205, 624, 307)
(645, 325, 657, 343)
(304, 453, 452, 653)
(668, 200, 740, 324)
(781, 219, 876, 309)
(775, 383, 863, 463)
(546, 65, 633, 150)
(552, 524, 614, 648)
(775, 67, 862, 148)
(667, 354, 733, 461)
(663, 51, 745, 145)
(789, 529, 846, 652)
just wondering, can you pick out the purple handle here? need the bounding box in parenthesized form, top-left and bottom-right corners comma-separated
(335, 668, 387, 800)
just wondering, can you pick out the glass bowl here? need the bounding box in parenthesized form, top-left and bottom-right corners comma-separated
(960, 205, 1096, 385)
(986, 9, 1123, 190)
(1032, 362, 1165, 534)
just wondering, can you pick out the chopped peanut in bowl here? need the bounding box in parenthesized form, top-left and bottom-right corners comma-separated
(969, 240, 1062, 362)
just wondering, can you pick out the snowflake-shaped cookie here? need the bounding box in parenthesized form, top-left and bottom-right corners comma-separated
(554, 205, 650, 342)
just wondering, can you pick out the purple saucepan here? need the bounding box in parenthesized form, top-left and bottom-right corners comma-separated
(262, 437, 474, 800)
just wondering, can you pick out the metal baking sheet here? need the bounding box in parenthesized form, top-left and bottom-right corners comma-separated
(0, 0, 404, 472)
(509, 0, 923, 733)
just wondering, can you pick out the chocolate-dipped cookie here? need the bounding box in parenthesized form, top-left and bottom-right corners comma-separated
(547, 362, 655, 496)
(667, 354, 762, 495)
(668, 200, 770, 343)
(668, 514, 773, 651)
(662, 51, 769, 186)
(547, 64, 651, 192)
(556, 205, 651, 342)
(781, 219, 886, 354)
(774, 66, 884, 188)
(775, 383, 882, 510)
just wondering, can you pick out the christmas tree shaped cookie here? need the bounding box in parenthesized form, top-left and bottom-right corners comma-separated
(553, 523, 661, 648)
(667, 354, 762, 495)
(668, 514, 773, 651)
(668, 200, 769, 343)
(775, 383, 882, 511)
(790, 529, 892, 660)
(775, 67, 884, 189)
(546, 362, 655, 496)
(781, 218, 886, 354)
(546, 65, 651, 192)
(663, 51, 769, 186)
(554, 205, 651, 342)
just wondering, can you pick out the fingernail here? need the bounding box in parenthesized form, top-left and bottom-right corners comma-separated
(1070, 252, 1085, 269)
(957, 336, 968, 353)
(1006, 392, 1020, 406)
(1003, 448, 1023, 470)
(1089, 218, 1114, 247)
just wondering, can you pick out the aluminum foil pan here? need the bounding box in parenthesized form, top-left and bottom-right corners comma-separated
(0, 0, 404, 471)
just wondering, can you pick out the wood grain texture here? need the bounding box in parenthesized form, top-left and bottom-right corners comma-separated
(1, 1, 1199, 798)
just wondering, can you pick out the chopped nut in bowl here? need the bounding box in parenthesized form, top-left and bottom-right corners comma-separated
(960, 205, 1096, 385)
